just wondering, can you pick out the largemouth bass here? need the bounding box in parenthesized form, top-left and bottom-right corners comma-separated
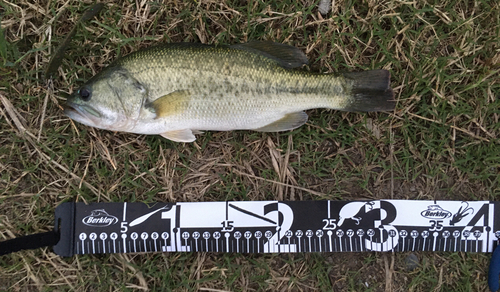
(65, 41, 395, 142)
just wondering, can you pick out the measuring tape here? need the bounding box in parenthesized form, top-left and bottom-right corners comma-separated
(3, 199, 500, 291)
(49, 199, 500, 257)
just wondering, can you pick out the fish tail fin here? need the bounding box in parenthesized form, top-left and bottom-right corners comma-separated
(341, 69, 395, 112)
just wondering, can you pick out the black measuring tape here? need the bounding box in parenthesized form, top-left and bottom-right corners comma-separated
(2, 199, 500, 291)
(51, 200, 499, 256)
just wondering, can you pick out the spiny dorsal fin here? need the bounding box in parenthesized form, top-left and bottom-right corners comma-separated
(231, 41, 309, 69)
(254, 111, 308, 132)
(160, 129, 196, 142)
(146, 90, 190, 118)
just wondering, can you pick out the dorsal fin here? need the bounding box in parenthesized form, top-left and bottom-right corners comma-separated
(231, 41, 309, 69)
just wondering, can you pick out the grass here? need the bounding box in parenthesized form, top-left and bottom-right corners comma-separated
(0, 0, 499, 291)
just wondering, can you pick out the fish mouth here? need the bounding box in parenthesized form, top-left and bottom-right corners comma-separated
(64, 101, 102, 126)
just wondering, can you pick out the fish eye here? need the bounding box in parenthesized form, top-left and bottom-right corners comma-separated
(78, 88, 92, 101)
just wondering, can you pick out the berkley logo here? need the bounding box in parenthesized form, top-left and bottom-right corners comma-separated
(82, 209, 118, 227)
(420, 205, 452, 219)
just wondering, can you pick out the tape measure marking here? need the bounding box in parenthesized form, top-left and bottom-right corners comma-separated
(53, 200, 500, 257)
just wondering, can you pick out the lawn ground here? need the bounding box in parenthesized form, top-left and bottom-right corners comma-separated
(1, 0, 499, 291)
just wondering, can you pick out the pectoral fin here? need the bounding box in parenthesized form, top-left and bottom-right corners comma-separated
(231, 41, 308, 69)
(146, 90, 190, 118)
(160, 129, 196, 142)
(255, 112, 308, 132)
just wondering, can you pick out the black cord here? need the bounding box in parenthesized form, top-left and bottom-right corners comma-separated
(0, 230, 60, 256)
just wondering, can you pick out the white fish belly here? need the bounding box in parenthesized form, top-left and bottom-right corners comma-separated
(132, 92, 333, 135)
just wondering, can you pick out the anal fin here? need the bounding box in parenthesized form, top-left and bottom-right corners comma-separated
(160, 129, 196, 142)
(255, 112, 308, 132)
